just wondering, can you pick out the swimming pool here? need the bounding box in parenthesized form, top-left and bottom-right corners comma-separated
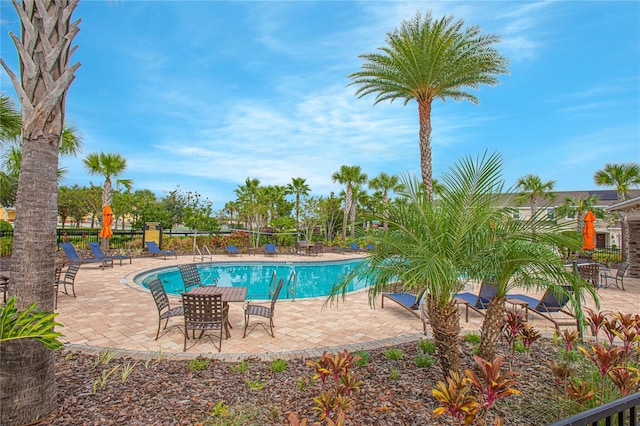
(135, 259, 366, 300)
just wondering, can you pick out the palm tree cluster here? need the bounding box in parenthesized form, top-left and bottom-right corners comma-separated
(330, 152, 598, 377)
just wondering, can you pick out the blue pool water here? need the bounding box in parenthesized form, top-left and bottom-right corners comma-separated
(136, 259, 366, 300)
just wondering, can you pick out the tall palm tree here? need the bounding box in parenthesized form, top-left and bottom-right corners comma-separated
(368, 172, 400, 230)
(349, 11, 508, 199)
(83, 152, 131, 209)
(515, 174, 556, 219)
(0, 1, 80, 423)
(331, 152, 506, 377)
(331, 165, 368, 243)
(594, 163, 640, 263)
(286, 177, 310, 232)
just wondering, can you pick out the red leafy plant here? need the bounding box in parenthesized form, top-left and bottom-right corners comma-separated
(433, 355, 519, 425)
(579, 342, 624, 403)
(584, 308, 610, 342)
(289, 350, 362, 425)
(607, 367, 640, 396)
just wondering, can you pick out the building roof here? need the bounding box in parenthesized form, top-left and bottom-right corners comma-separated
(500, 189, 640, 208)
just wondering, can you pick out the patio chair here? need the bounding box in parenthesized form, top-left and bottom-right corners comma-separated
(88, 241, 132, 266)
(0, 257, 9, 304)
(182, 292, 229, 352)
(225, 245, 242, 256)
(54, 264, 63, 308)
(264, 243, 278, 256)
(600, 263, 629, 291)
(507, 286, 578, 332)
(177, 263, 204, 292)
(60, 242, 113, 269)
(243, 278, 285, 338)
(453, 282, 498, 321)
(366, 243, 375, 251)
(575, 263, 602, 288)
(145, 241, 177, 260)
(382, 282, 427, 332)
(148, 278, 184, 340)
(310, 242, 323, 256)
(58, 262, 81, 297)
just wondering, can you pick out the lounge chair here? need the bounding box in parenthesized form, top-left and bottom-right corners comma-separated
(264, 243, 278, 256)
(507, 286, 578, 332)
(365, 243, 375, 251)
(88, 241, 132, 266)
(145, 241, 177, 260)
(349, 242, 363, 252)
(148, 278, 184, 340)
(225, 245, 242, 256)
(58, 263, 81, 297)
(382, 282, 427, 331)
(453, 282, 498, 321)
(600, 263, 629, 291)
(177, 263, 204, 292)
(243, 278, 285, 338)
(60, 242, 113, 269)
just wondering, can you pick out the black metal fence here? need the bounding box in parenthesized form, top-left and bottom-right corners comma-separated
(548, 392, 639, 426)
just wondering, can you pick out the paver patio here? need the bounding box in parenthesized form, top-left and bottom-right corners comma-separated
(54, 253, 640, 360)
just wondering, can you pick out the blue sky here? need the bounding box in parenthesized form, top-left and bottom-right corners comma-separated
(1, 1, 639, 210)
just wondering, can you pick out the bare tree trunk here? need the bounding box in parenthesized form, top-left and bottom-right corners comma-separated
(0, 1, 80, 424)
(426, 295, 462, 378)
(477, 295, 507, 361)
(341, 187, 352, 243)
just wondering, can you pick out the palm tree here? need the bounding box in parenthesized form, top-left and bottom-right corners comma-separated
(331, 165, 368, 243)
(286, 177, 310, 232)
(554, 195, 605, 232)
(468, 214, 598, 361)
(594, 163, 640, 262)
(515, 174, 556, 219)
(331, 152, 506, 377)
(368, 172, 400, 230)
(349, 11, 508, 199)
(0, 1, 80, 423)
(83, 152, 131, 209)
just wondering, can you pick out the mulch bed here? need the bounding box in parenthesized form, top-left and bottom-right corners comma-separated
(41, 339, 563, 425)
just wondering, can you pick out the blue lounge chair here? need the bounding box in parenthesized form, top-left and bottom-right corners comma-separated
(88, 241, 132, 266)
(264, 243, 278, 256)
(382, 281, 427, 327)
(507, 286, 578, 332)
(454, 282, 498, 321)
(60, 242, 113, 269)
(349, 242, 363, 252)
(365, 243, 375, 251)
(145, 241, 177, 260)
(225, 245, 242, 256)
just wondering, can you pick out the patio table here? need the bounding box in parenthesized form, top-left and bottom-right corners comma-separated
(187, 286, 248, 337)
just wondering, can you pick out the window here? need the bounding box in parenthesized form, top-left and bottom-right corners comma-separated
(546, 208, 555, 220)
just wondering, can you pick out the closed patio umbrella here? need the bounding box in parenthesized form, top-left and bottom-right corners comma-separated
(100, 205, 113, 239)
(582, 210, 595, 250)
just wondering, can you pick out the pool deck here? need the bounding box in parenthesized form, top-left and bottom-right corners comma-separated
(55, 253, 640, 360)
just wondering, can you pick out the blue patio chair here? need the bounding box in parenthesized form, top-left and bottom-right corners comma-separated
(349, 242, 363, 252)
(454, 282, 498, 321)
(507, 286, 578, 332)
(60, 242, 113, 269)
(382, 282, 427, 332)
(225, 245, 242, 256)
(145, 241, 177, 260)
(365, 243, 375, 251)
(88, 241, 132, 266)
(264, 243, 278, 256)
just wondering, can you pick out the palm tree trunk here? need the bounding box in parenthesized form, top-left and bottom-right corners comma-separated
(349, 199, 356, 238)
(418, 101, 433, 199)
(477, 295, 507, 361)
(341, 187, 352, 242)
(426, 294, 462, 377)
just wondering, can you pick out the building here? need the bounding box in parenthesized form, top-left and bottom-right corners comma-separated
(606, 196, 640, 278)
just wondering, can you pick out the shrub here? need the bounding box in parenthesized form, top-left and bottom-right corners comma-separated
(0, 220, 12, 231)
(417, 339, 437, 355)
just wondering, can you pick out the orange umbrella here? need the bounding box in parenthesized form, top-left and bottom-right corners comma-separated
(582, 210, 595, 250)
(100, 205, 113, 239)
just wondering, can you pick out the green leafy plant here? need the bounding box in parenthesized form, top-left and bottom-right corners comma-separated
(155, 346, 164, 363)
(188, 357, 210, 371)
(0, 296, 63, 350)
(210, 400, 230, 417)
(98, 349, 116, 365)
(270, 358, 287, 373)
(229, 359, 249, 374)
(246, 378, 264, 391)
(389, 367, 400, 380)
(512, 338, 527, 354)
(463, 332, 481, 345)
(121, 362, 138, 382)
(414, 353, 435, 369)
(353, 350, 369, 366)
(92, 365, 120, 394)
(417, 339, 437, 355)
(296, 376, 311, 392)
(382, 347, 404, 360)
